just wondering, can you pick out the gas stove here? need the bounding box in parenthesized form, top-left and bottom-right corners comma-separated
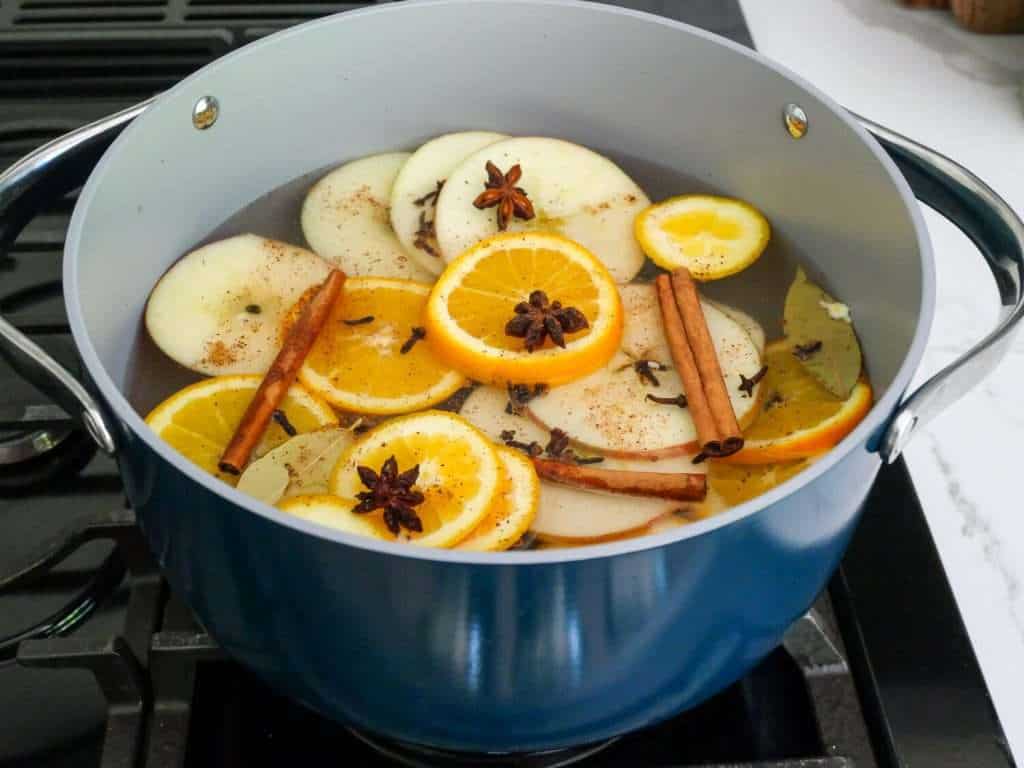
(0, 1, 1013, 766)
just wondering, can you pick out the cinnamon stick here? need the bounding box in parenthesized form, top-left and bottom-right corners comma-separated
(532, 458, 706, 502)
(219, 269, 345, 475)
(670, 268, 743, 456)
(655, 274, 721, 456)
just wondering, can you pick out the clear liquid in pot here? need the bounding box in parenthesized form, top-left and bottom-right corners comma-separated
(126, 148, 846, 549)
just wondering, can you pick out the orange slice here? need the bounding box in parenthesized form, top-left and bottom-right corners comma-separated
(329, 411, 501, 548)
(722, 340, 872, 464)
(635, 195, 770, 280)
(278, 494, 382, 537)
(292, 277, 465, 414)
(145, 375, 338, 485)
(457, 446, 540, 552)
(424, 231, 623, 386)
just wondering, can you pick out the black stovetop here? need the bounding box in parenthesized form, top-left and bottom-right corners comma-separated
(0, 1, 1013, 767)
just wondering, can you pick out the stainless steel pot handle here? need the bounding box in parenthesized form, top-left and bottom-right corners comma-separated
(856, 115, 1024, 463)
(0, 100, 154, 455)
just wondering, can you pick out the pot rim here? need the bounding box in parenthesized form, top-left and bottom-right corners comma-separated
(64, 0, 936, 565)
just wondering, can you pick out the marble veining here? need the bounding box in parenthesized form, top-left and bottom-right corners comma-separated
(741, 0, 1024, 759)
(927, 435, 1024, 639)
(835, 0, 1024, 85)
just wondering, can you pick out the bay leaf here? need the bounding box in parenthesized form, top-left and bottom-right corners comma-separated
(238, 426, 354, 505)
(782, 267, 862, 398)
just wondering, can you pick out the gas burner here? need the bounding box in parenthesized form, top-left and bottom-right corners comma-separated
(0, 425, 71, 465)
(0, 331, 93, 493)
(0, 351, 77, 468)
(0, 247, 79, 468)
(0, 427, 94, 491)
(346, 729, 618, 768)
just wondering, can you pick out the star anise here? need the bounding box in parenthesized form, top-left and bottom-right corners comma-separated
(473, 161, 535, 230)
(353, 456, 425, 535)
(505, 290, 589, 352)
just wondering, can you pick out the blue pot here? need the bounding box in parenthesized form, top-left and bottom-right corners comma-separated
(1, 0, 1021, 753)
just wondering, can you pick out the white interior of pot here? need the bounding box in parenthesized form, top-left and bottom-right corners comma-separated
(68, 0, 926, 464)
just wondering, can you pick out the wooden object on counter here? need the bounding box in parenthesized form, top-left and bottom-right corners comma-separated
(952, 0, 1024, 32)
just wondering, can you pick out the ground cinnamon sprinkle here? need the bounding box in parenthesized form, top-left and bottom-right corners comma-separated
(348, 185, 385, 211)
(203, 339, 236, 367)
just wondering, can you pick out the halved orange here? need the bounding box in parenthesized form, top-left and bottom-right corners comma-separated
(635, 195, 770, 280)
(424, 231, 622, 386)
(291, 277, 465, 414)
(457, 446, 540, 552)
(145, 375, 338, 484)
(722, 339, 872, 464)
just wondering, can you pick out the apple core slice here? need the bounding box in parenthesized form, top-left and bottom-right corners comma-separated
(144, 234, 332, 376)
(390, 131, 507, 275)
(301, 152, 432, 280)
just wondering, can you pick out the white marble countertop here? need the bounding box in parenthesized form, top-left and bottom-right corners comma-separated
(739, 0, 1024, 759)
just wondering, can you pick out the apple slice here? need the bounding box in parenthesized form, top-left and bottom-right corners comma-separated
(458, 385, 701, 541)
(459, 385, 706, 472)
(533, 484, 678, 541)
(459, 384, 548, 444)
(301, 152, 432, 280)
(434, 137, 650, 282)
(705, 299, 765, 355)
(145, 234, 332, 375)
(236, 426, 354, 505)
(528, 284, 764, 458)
(390, 131, 507, 275)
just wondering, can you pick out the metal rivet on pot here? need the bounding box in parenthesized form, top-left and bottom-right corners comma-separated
(192, 95, 220, 130)
(783, 103, 808, 139)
